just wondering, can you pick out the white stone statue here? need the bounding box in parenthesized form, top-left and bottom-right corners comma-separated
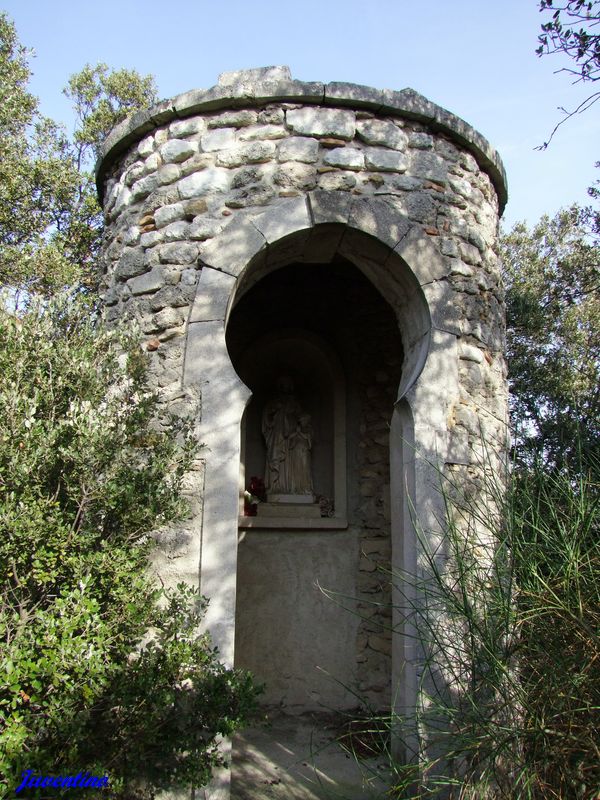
(262, 377, 313, 497)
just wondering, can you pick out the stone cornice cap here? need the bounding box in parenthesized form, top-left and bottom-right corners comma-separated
(95, 65, 507, 212)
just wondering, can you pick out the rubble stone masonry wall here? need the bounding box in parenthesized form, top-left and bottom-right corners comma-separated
(96, 66, 508, 719)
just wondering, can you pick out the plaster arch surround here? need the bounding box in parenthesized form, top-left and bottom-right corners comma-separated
(182, 194, 453, 734)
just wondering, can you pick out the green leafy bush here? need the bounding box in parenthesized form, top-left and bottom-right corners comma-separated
(0, 294, 258, 799)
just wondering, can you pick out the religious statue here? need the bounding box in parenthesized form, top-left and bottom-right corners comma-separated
(262, 376, 313, 497)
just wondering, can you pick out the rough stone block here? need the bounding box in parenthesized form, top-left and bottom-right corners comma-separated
(450, 260, 474, 277)
(226, 185, 276, 208)
(467, 228, 487, 252)
(164, 221, 191, 241)
(153, 307, 185, 330)
(364, 148, 408, 173)
(115, 248, 147, 280)
(200, 128, 236, 152)
(459, 241, 482, 265)
(286, 108, 355, 140)
(113, 185, 132, 213)
(159, 242, 199, 264)
(130, 174, 158, 202)
(157, 164, 182, 185)
(184, 197, 209, 217)
(258, 106, 285, 124)
(231, 165, 269, 189)
(390, 175, 421, 191)
(123, 226, 140, 246)
(449, 176, 472, 200)
(277, 136, 319, 164)
(459, 343, 484, 363)
(356, 119, 408, 150)
(140, 230, 163, 248)
(178, 154, 212, 179)
(188, 218, 224, 241)
(150, 284, 195, 310)
(207, 109, 258, 128)
(216, 141, 277, 167)
(177, 168, 231, 198)
(138, 135, 154, 158)
(460, 152, 479, 173)
(390, 191, 436, 225)
(144, 152, 161, 173)
(125, 163, 145, 187)
(154, 202, 185, 229)
(181, 267, 199, 285)
(238, 124, 286, 141)
(273, 163, 317, 191)
(409, 132, 433, 149)
(409, 152, 448, 183)
(317, 171, 356, 191)
(101, 287, 119, 306)
(129, 267, 164, 295)
(440, 237, 459, 258)
(169, 117, 205, 138)
(323, 147, 364, 170)
(159, 139, 197, 164)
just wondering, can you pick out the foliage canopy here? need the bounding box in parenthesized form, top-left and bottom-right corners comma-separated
(501, 205, 600, 473)
(0, 13, 157, 299)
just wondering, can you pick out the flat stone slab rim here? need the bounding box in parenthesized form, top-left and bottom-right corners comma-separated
(95, 67, 507, 212)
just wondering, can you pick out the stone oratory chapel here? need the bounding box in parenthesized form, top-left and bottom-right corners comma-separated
(96, 66, 508, 799)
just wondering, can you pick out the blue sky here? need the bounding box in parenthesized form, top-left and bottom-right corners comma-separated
(3, 0, 598, 226)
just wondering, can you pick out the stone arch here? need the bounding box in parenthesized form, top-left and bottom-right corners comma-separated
(183, 194, 454, 736)
(188, 192, 441, 398)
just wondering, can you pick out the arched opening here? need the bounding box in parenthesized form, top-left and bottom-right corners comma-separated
(226, 255, 404, 715)
(183, 202, 439, 794)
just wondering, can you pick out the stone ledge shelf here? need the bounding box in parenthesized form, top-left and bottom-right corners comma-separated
(95, 64, 507, 212)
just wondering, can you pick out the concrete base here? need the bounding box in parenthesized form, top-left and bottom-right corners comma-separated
(231, 712, 390, 800)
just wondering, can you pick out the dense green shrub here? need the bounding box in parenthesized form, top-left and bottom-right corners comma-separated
(0, 295, 258, 799)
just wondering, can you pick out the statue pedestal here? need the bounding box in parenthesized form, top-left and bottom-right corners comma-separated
(258, 502, 321, 519)
(267, 493, 314, 504)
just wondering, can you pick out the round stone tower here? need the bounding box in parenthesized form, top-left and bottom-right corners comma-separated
(96, 66, 508, 798)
